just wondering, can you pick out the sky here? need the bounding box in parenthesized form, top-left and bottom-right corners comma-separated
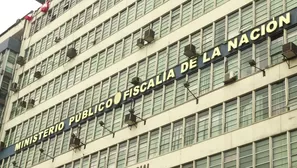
(0, 0, 40, 34)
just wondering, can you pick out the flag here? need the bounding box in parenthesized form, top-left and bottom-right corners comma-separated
(40, 0, 50, 13)
(24, 14, 33, 21)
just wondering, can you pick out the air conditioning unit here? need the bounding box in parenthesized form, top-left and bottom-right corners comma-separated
(184, 44, 197, 58)
(19, 101, 27, 108)
(282, 42, 297, 59)
(28, 99, 35, 108)
(54, 37, 61, 43)
(34, 71, 42, 79)
(66, 48, 77, 59)
(223, 71, 237, 85)
(16, 56, 25, 66)
(136, 38, 145, 48)
(10, 82, 18, 92)
(143, 29, 155, 43)
(0, 141, 5, 151)
(70, 135, 81, 148)
(131, 77, 142, 86)
(124, 113, 137, 126)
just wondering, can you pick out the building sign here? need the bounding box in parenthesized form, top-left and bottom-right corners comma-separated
(0, 8, 297, 160)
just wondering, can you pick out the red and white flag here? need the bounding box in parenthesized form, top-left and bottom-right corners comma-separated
(24, 14, 33, 21)
(40, 0, 50, 13)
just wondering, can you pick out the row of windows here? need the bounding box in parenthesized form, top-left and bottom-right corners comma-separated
(19, 0, 207, 92)
(3, 74, 297, 167)
(29, 0, 102, 36)
(172, 130, 297, 168)
(24, 0, 167, 68)
(14, 0, 233, 118)
(12, 0, 297, 122)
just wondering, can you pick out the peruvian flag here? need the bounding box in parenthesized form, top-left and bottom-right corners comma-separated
(40, 0, 50, 13)
(24, 14, 33, 21)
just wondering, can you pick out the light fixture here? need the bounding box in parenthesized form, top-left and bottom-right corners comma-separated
(184, 81, 199, 104)
(39, 148, 54, 162)
(99, 121, 115, 138)
(248, 59, 265, 76)
(130, 77, 142, 86)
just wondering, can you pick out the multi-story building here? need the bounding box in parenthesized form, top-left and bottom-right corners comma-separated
(1, 0, 297, 167)
(0, 19, 24, 130)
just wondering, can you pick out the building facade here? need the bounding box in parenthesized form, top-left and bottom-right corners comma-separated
(0, 20, 24, 131)
(1, 0, 297, 168)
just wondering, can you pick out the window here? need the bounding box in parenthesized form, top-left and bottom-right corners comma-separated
(192, 0, 202, 20)
(157, 50, 167, 74)
(127, 4, 135, 25)
(291, 130, 297, 167)
(86, 119, 95, 142)
(106, 46, 114, 67)
(82, 60, 90, 80)
(202, 26, 213, 51)
(255, 40, 268, 69)
(287, 0, 297, 10)
(110, 15, 119, 35)
(123, 35, 132, 58)
(161, 13, 170, 37)
(182, 1, 191, 26)
(239, 94, 252, 127)
(153, 88, 163, 114)
(107, 146, 116, 168)
(199, 67, 210, 95)
(164, 83, 174, 110)
(215, 18, 225, 45)
(196, 158, 207, 167)
(74, 64, 82, 84)
(160, 125, 171, 155)
(102, 20, 110, 40)
(119, 10, 127, 30)
(98, 150, 107, 168)
(117, 142, 127, 168)
(210, 154, 221, 168)
(204, 0, 214, 13)
(240, 48, 252, 78)
(271, 0, 283, 18)
(255, 87, 269, 122)
(271, 35, 283, 65)
(273, 134, 288, 168)
(255, 139, 269, 167)
(197, 111, 208, 142)
(179, 38, 189, 63)
(184, 115, 195, 146)
(224, 149, 237, 168)
(171, 7, 181, 31)
(90, 153, 98, 168)
(138, 134, 148, 162)
(127, 138, 137, 166)
(239, 144, 253, 167)
(213, 60, 225, 89)
(288, 76, 297, 110)
(142, 94, 152, 118)
(255, 0, 267, 25)
(187, 72, 198, 100)
(225, 99, 237, 132)
(211, 105, 222, 137)
(114, 41, 123, 63)
(271, 80, 286, 116)
(171, 120, 183, 151)
(175, 78, 186, 105)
